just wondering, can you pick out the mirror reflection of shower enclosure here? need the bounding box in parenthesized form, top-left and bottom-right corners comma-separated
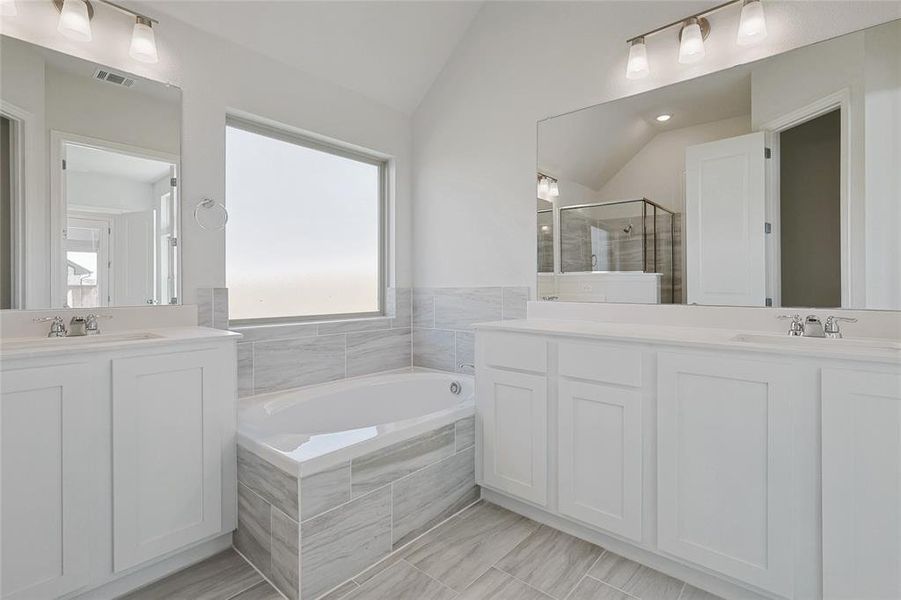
(557, 199, 675, 303)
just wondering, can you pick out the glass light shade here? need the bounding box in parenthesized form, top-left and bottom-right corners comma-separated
(737, 0, 768, 46)
(678, 19, 705, 64)
(129, 20, 159, 63)
(549, 179, 560, 197)
(625, 38, 649, 80)
(57, 0, 92, 42)
(0, 0, 18, 17)
(538, 176, 550, 196)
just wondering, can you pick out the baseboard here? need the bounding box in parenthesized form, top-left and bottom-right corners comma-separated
(66, 533, 234, 600)
(481, 488, 782, 600)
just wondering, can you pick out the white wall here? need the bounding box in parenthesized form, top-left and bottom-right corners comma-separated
(66, 171, 155, 214)
(597, 115, 752, 213)
(3, 0, 413, 307)
(411, 1, 901, 290)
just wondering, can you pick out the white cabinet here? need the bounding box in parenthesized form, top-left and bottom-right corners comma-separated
(112, 349, 226, 572)
(478, 367, 548, 506)
(822, 368, 901, 600)
(657, 352, 796, 598)
(1, 365, 93, 600)
(558, 379, 642, 541)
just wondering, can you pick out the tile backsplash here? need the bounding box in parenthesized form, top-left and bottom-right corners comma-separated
(201, 287, 412, 398)
(198, 285, 527, 396)
(412, 286, 530, 374)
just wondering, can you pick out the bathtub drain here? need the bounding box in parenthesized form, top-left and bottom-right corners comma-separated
(449, 381, 462, 395)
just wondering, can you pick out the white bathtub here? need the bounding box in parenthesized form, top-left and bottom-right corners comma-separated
(238, 370, 475, 476)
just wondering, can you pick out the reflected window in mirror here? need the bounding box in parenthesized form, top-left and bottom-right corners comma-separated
(537, 19, 901, 310)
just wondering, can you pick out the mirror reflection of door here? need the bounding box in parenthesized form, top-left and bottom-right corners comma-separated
(60, 140, 177, 307)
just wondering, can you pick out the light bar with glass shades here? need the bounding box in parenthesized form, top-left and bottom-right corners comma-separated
(537, 174, 559, 199)
(40, 0, 161, 63)
(625, 0, 767, 79)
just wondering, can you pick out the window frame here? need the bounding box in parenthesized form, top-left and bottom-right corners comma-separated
(225, 116, 388, 325)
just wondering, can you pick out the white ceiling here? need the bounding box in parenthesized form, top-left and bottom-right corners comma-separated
(67, 144, 173, 183)
(151, 0, 484, 114)
(539, 64, 753, 191)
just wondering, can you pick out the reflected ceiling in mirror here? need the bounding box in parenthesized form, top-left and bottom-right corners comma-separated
(537, 19, 900, 311)
(1, 35, 181, 310)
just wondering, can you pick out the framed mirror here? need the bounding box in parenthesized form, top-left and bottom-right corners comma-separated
(1, 35, 181, 310)
(537, 19, 900, 311)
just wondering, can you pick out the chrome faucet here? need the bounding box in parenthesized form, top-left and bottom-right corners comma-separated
(778, 314, 804, 336)
(85, 313, 111, 335)
(34, 316, 67, 337)
(824, 316, 857, 339)
(804, 315, 826, 338)
(458, 362, 475, 371)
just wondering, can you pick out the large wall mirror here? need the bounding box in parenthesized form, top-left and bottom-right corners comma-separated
(1, 35, 181, 310)
(537, 19, 900, 311)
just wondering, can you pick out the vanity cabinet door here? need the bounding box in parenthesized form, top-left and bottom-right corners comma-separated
(558, 379, 642, 541)
(1, 364, 92, 600)
(478, 367, 548, 506)
(822, 368, 901, 600)
(656, 352, 795, 597)
(111, 348, 225, 572)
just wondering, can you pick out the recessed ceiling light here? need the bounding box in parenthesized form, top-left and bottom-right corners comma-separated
(656, 114, 672, 122)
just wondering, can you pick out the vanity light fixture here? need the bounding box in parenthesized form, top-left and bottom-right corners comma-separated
(737, 0, 768, 46)
(625, 37, 650, 80)
(678, 17, 707, 64)
(53, 0, 159, 63)
(56, 0, 93, 42)
(656, 114, 672, 122)
(548, 179, 559, 197)
(538, 174, 560, 198)
(0, 0, 18, 16)
(625, 0, 768, 78)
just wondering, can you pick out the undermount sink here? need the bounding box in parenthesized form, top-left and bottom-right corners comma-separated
(731, 333, 901, 352)
(1, 331, 163, 351)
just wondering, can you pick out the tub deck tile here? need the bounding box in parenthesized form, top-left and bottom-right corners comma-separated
(392, 446, 479, 548)
(234, 483, 272, 578)
(301, 486, 392, 600)
(301, 461, 351, 521)
(351, 424, 455, 498)
(237, 446, 299, 521)
(271, 507, 300, 600)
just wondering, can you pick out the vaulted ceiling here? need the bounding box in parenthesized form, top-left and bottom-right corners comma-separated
(151, 1, 484, 114)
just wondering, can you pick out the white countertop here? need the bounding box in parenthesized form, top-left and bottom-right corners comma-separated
(0, 326, 242, 361)
(474, 319, 901, 364)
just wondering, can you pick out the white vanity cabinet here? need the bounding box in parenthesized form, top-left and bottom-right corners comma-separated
(477, 333, 549, 506)
(656, 352, 799, 597)
(1, 332, 237, 600)
(0, 362, 96, 600)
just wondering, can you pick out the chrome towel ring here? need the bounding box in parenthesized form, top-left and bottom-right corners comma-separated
(193, 198, 229, 231)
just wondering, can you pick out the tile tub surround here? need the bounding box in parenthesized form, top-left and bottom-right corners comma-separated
(235, 416, 478, 600)
(412, 286, 530, 374)
(226, 287, 412, 397)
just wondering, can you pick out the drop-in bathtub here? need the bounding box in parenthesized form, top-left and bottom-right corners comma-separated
(235, 370, 478, 600)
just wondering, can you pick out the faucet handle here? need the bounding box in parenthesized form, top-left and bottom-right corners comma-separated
(778, 314, 804, 336)
(84, 313, 112, 335)
(34, 315, 67, 337)
(824, 316, 857, 339)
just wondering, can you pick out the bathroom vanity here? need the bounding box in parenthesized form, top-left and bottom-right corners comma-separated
(0, 325, 240, 599)
(474, 316, 900, 600)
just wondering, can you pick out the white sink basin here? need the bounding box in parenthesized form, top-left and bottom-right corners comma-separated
(1, 332, 163, 351)
(731, 333, 901, 352)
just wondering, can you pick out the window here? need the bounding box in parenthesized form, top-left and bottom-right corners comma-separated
(225, 119, 385, 322)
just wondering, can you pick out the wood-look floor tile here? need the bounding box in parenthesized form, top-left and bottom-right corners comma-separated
(119, 550, 262, 600)
(402, 501, 538, 591)
(318, 579, 360, 600)
(588, 552, 683, 600)
(344, 560, 456, 600)
(495, 525, 603, 599)
(458, 567, 554, 600)
(680, 584, 725, 600)
(567, 576, 634, 600)
(229, 581, 285, 600)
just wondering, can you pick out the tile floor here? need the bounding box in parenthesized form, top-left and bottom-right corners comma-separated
(118, 501, 725, 600)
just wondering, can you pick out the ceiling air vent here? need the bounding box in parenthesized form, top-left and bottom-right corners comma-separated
(93, 68, 136, 88)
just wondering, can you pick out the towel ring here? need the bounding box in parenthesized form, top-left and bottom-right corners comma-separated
(193, 198, 229, 231)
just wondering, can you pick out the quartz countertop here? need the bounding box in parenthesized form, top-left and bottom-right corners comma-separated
(0, 326, 242, 361)
(474, 319, 901, 364)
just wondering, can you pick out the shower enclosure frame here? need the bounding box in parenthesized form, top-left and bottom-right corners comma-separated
(557, 198, 675, 303)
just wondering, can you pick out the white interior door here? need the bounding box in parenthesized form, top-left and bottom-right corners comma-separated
(685, 132, 767, 306)
(113, 211, 154, 305)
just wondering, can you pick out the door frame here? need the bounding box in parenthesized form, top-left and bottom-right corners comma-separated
(760, 88, 850, 308)
(49, 130, 179, 307)
(1, 100, 35, 309)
